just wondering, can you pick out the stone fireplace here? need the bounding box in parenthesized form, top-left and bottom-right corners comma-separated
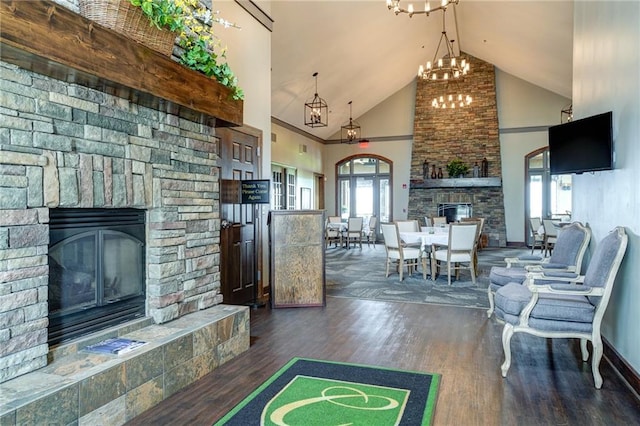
(408, 53, 507, 246)
(0, 2, 250, 422)
(0, 53, 240, 384)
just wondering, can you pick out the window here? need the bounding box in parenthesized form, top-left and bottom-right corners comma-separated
(271, 165, 297, 210)
(272, 170, 283, 210)
(287, 171, 296, 209)
(525, 147, 572, 243)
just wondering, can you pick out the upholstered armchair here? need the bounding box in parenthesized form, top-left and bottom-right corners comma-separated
(487, 222, 591, 317)
(494, 226, 628, 389)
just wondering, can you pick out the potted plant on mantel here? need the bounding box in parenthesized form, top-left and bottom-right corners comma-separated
(79, 0, 243, 100)
(446, 159, 469, 178)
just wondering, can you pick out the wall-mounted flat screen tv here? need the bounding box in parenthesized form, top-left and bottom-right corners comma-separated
(548, 111, 613, 175)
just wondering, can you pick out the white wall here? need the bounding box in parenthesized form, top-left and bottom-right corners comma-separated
(216, 0, 272, 289)
(323, 82, 416, 219)
(572, 0, 640, 373)
(496, 70, 571, 243)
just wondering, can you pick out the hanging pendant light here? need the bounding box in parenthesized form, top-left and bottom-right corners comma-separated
(341, 101, 361, 144)
(304, 72, 329, 128)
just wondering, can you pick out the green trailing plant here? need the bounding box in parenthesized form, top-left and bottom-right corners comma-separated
(446, 159, 469, 178)
(129, 0, 244, 100)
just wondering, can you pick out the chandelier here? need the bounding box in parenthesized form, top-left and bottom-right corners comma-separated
(561, 104, 573, 122)
(304, 72, 328, 128)
(386, 0, 459, 17)
(431, 85, 472, 109)
(418, 8, 469, 81)
(341, 101, 361, 143)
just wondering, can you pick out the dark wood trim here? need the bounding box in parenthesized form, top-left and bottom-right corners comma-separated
(604, 337, 640, 396)
(235, 0, 273, 32)
(271, 117, 326, 144)
(0, 0, 243, 127)
(325, 134, 414, 144)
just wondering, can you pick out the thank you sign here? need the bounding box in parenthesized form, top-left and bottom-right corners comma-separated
(241, 180, 270, 204)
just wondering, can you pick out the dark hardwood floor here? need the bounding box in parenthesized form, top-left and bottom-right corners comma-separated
(127, 297, 640, 425)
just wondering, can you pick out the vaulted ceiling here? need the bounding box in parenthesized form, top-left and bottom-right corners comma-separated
(270, 1, 574, 140)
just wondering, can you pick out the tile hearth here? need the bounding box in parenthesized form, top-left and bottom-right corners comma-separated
(0, 305, 249, 425)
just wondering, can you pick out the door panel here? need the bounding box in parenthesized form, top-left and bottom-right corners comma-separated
(218, 128, 260, 305)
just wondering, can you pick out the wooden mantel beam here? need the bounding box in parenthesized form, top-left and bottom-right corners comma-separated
(0, 0, 243, 127)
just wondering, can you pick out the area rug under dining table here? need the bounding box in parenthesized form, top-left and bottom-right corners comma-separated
(325, 243, 530, 309)
(214, 358, 440, 425)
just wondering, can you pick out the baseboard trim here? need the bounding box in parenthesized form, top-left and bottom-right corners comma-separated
(604, 337, 640, 397)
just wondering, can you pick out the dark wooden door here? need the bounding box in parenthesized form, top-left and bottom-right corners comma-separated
(218, 127, 260, 305)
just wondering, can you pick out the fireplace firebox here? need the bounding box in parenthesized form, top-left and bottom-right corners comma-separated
(48, 208, 146, 345)
(437, 203, 472, 223)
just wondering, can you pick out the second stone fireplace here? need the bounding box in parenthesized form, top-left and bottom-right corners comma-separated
(408, 52, 507, 245)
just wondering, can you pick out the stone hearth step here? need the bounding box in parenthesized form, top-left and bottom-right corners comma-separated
(0, 305, 249, 426)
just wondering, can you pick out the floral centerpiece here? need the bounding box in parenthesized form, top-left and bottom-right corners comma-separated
(130, 0, 244, 100)
(446, 159, 469, 178)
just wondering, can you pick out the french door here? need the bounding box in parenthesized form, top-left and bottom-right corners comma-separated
(336, 156, 392, 241)
(525, 147, 572, 244)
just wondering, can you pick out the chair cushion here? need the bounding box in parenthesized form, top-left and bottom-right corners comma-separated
(495, 283, 596, 325)
(433, 250, 471, 263)
(489, 266, 527, 287)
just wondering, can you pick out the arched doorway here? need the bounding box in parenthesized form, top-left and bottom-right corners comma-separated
(336, 155, 393, 241)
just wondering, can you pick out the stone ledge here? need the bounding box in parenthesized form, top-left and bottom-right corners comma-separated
(411, 177, 502, 188)
(0, 304, 249, 426)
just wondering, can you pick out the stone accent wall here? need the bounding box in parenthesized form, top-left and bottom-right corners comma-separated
(0, 60, 223, 383)
(408, 53, 507, 246)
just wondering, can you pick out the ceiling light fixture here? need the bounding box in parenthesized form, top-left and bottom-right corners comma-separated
(304, 72, 328, 128)
(431, 82, 472, 109)
(386, 0, 459, 17)
(341, 101, 361, 143)
(418, 8, 469, 82)
(561, 104, 573, 122)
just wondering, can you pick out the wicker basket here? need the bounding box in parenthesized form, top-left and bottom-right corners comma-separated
(79, 0, 176, 56)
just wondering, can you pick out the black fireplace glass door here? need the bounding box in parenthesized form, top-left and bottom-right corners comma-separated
(49, 230, 144, 315)
(49, 232, 98, 313)
(103, 231, 144, 302)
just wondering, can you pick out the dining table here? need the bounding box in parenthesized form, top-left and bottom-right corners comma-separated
(399, 228, 449, 281)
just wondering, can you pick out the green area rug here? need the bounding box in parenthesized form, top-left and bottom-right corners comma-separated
(214, 358, 440, 426)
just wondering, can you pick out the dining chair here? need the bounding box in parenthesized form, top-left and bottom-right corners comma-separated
(325, 216, 343, 248)
(363, 216, 378, 246)
(487, 221, 591, 318)
(432, 222, 478, 285)
(542, 219, 560, 256)
(395, 219, 420, 232)
(431, 216, 448, 227)
(395, 219, 421, 248)
(495, 227, 628, 389)
(380, 223, 425, 281)
(461, 217, 485, 271)
(342, 217, 364, 249)
(529, 217, 545, 254)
